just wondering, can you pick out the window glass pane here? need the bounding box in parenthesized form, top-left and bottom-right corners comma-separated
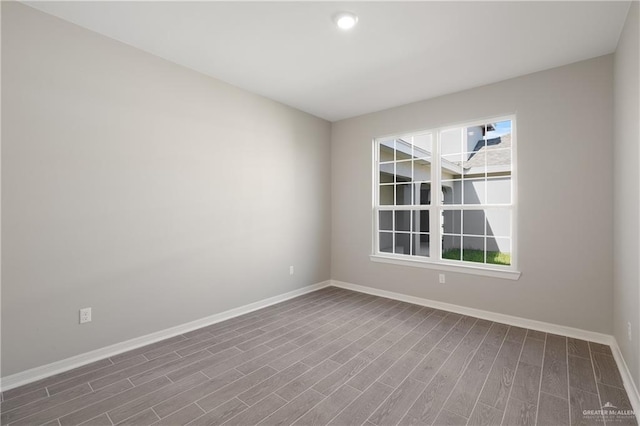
(380, 185, 394, 205)
(413, 133, 433, 157)
(487, 148, 512, 173)
(413, 159, 431, 182)
(488, 237, 511, 265)
(483, 119, 512, 173)
(465, 125, 486, 153)
(414, 182, 431, 205)
(441, 128, 463, 156)
(463, 236, 485, 263)
(412, 210, 429, 233)
(396, 184, 412, 205)
(442, 153, 463, 170)
(485, 209, 511, 238)
(395, 161, 412, 182)
(487, 120, 512, 142)
(487, 177, 511, 204)
(394, 233, 411, 254)
(395, 210, 411, 232)
(491, 120, 512, 135)
(412, 234, 430, 257)
(379, 232, 393, 253)
(463, 151, 487, 176)
(379, 210, 392, 231)
(442, 181, 462, 205)
(463, 210, 485, 236)
(379, 140, 394, 162)
(379, 163, 394, 184)
(463, 179, 486, 204)
(442, 209, 461, 234)
(395, 138, 412, 161)
(442, 236, 461, 260)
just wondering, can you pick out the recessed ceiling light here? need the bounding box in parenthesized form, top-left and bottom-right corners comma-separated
(333, 12, 358, 30)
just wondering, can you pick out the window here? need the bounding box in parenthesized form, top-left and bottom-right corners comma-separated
(372, 116, 519, 279)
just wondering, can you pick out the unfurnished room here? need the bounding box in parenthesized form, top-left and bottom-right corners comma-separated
(1, 1, 639, 425)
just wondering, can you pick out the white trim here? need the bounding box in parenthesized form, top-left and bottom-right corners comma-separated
(330, 279, 610, 343)
(610, 338, 640, 416)
(0, 281, 331, 392)
(510, 117, 519, 271)
(370, 254, 521, 280)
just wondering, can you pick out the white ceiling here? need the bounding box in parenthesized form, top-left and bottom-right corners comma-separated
(24, 1, 631, 122)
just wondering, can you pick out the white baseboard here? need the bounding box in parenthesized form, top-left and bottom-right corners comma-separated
(610, 339, 640, 416)
(0, 281, 331, 392)
(331, 279, 640, 415)
(331, 280, 613, 344)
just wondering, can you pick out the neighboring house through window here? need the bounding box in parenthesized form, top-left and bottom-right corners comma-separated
(372, 116, 519, 279)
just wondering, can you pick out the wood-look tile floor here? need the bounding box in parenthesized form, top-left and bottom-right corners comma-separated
(1, 287, 637, 426)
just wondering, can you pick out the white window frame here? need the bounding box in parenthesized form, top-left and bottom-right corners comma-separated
(370, 115, 521, 280)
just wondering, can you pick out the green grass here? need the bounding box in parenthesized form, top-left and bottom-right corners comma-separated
(442, 249, 511, 265)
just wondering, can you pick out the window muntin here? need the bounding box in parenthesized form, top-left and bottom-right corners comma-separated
(373, 117, 516, 271)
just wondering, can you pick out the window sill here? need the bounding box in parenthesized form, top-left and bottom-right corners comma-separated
(370, 254, 521, 280)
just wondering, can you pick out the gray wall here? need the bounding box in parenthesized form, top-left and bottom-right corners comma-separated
(1, 2, 331, 376)
(332, 55, 614, 334)
(613, 2, 640, 389)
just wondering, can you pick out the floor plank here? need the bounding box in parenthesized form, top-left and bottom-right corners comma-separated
(510, 362, 542, 405)
(152, 403, 205, 426)
(259, 389, 326, 426)
(292, 385, 361, 426)
(502, 397, 537, 426)
(368, 378, 425, 426)
(275, 359, 340, 401)
(537, 391, 569, 426)
(592, 352, 624, 388)
(477, 338, 524, 411)
(569, 386, 603, 426)
(189, 397, 248, 426)
(400, 321, 491, 425)
(468, 401, 503, 426)
(153, 369, 244, 418)
(540, 334, 568, 399)
(567, 338, 591, 359)
(327, 382, 393, 426)
(519, 335, 545, 367)
(219, 393, 286, 426)
(444, 322, 508, 418)
(59, 377, 171, 426)
(11, 381, 129, 425)
(107, 372, 208, 424)
(568, 354, 598, 394)
(433, 409, 468, 426)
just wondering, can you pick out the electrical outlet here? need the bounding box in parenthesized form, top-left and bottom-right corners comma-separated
(439, 274, 446, 284)
(628, 322, 632, 341)
(80, 308, 92, 324)
(289, 266, 294, 275)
